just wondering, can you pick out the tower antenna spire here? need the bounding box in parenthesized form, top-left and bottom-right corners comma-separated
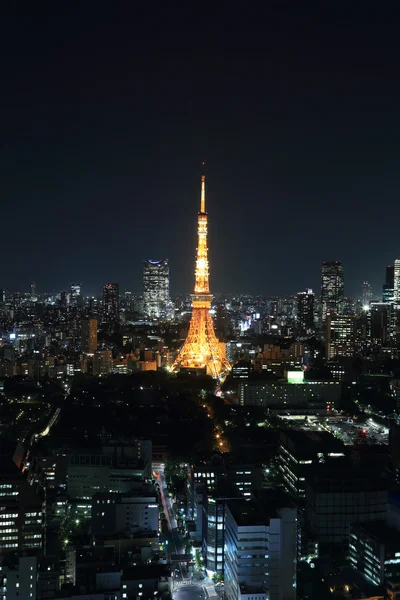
(200, 161, 206, 213)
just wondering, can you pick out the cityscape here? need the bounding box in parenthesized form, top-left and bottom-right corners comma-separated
(3, 6, 400, 600)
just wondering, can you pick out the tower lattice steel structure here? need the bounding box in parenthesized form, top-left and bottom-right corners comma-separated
(171, 166, 231, 380)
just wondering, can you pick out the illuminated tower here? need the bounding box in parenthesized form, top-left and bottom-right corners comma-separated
(172, 165, 231, 380)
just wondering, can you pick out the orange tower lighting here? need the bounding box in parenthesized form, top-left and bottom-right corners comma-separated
(171, 164, 231, 381)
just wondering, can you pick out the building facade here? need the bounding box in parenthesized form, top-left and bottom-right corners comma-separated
(103, 283, 119, 321)
(81, 317, 98, 353)
(325, 313, 356, 358)
(143, 259, 170, 319)
(224, 498, 297, 600)
(321, 261, 344, 319)
(296, 289, 315, 335)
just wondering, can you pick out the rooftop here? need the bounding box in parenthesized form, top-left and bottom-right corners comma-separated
(280, 429, 346, 455)
(226, 498, 270, 526)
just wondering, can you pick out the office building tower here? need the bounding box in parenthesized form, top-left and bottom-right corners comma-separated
(349, 521, 400, 587)
(394, 260, 400, 303)
(306, 464, 387, 547)
(277, 431, 345, 498)
(383, 265, 395, 303)
(143, 259, 170, 318)
(370, 302, 391, 345)
(92, 487, 159, 537)
(224, 497, 297, 600)
(0, 441, 43, 553)
(362, 281, 372, 307)
(0, 554, 37, 600)
(103, 283, 119, 320)
(325, 313, 356, 358)
(296, 288, 315, 335)
(30, 281, 37, 301)
(81, 318, 98, 353)
(321, 261, 344, 318)
(92, 350, 113, 376)
(70, 283, 82, 307)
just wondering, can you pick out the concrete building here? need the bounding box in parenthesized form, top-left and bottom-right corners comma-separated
(67, 440, 152, 509)
(0, 554, 37, 600)
(349, 521, 400, 587)
(239, 379, 341, 409)
(81, 317, 97, 353)
(143, 259, 170, 319)
(321, 261, 344, 318)
(224, 498, 297, 600)
(92, 487, 159, 537)
(325, 313, 356, 358)
(0, 443, 43, 553)
(93, 350, 113, 376)
(277, 430, 346, 498)
(103, 283, 119, 321)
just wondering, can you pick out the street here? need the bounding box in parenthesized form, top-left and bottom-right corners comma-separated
(154, 464, 188, 581)
(174, 583, 206, 600)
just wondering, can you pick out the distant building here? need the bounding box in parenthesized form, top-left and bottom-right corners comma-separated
(143, 260, 170, 318)
(239, 379, 341, 409)
(349, 521, 400, 587)
(306, 464, 388, 547)
(362, 281, 372, 307)
(296, 289, 315, 335)
(277, 430, 346, 498)
(325, 313, 356, 358)
(0, 442, 43, 552)
(81, 318, 97, 353)
(395, 260, 400, 304)
(224, 497, 297, 600)
(67, 440, 152, 508)
(92, 487, 159, 537)
(383, 265, 394, 303)
(103, 283, 119, 321)
(202, 490, 237, 576)
(92, 350, 112, 376)
(0, 554, 37, 600)
(321, 261, 344, 318)
(370, 303, 391, 345)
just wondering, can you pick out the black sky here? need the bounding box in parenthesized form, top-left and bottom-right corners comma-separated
(1, 5, 400, 298)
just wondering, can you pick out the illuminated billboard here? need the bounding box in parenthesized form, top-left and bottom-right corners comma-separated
(287, 370, 304, 384)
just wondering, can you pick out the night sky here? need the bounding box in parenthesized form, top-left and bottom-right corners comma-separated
(2, 5, 400, 298)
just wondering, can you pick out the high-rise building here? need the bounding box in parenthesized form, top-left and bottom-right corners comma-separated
(171, 165, 231, 380)
(325, 313, 356, 358)
(81, 318, 98, 353)
(103, 283, 119, 321)
(383, 265, 394, 303)
(92, 350, 113, 376)
(321, 261, 344, 318)
(394, 260, 400, 303)
(143, 259, 170, 318)
(362, 281, 372, 307)
(224, 497, 297, 600)
(296, 288, 315, 335)
(370, 302, 391, 345)
(0, 441, 43, 553)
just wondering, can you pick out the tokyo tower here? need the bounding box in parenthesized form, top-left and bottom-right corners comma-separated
(171, 165, 231, 381)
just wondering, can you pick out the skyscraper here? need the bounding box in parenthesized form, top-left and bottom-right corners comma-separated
(103, 283, 119, 320)
(394, 260, 400, 303)
(81, 318, 98, 353)
(171, 165, 231, 380)
(362, 281, 372, 307)
(325, 313, 356, 358)
(321, 261, 344, 318)
(143, 259, 170, 318)
(383, 265, 394, 303)
(296, 288, 315, 335)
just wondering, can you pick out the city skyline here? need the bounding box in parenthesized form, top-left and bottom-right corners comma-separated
(2, 6, 400, 296)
